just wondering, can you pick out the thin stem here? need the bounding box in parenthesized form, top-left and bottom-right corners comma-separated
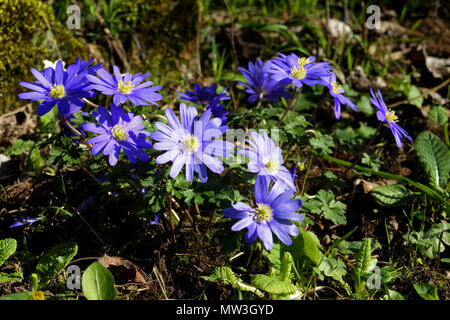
(278, 87, 299, 126)
(312, 150, 450, 211)
(301, 154, 314, 195)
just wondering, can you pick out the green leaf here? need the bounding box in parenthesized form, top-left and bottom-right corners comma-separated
(315, 190, 347, 225)
(4, 139, 34, 156)
(414, 131, 450, 188)
(310, 133, 334, 155)
(413, 283, 439, 300)
(82, 262, 116, 300)
(427, 105, 448, 125)
(0, 271, 23, 283)
(35, 242, 78, 290)
(201, 266, 238, 286)
(383, 289, 405, 300)
(0, 238, 17, 266)
(0, 291, 32, 300)
(251, 274, 296, 295)
(370, 184, 419, 207)
(279, 252, 292, 282)
(356, 95, 375, 116)
(354, 238, 372, 277)
(407, 85, 423, 107)
(302, 231, 320, 265)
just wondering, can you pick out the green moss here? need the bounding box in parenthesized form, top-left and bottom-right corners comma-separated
(119, 0, 197, 76)
(0, 0, 90, 114)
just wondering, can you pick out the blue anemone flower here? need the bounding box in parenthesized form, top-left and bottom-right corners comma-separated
(151, 103, 234, 182)
(81, 105, 153, 166)
(9, 216, 41, 228)
(18, 60, 95, 116)
(224, 176, 303, 250)
(237, 131, 296, 191)
(86, 65, 163, 107)
(268, 53, 332, 88)
(238, 59, 292, 104)
(320, 73, 357, 119)
(206, 100, 229, 124)
(177, 83, 230, 105)
(369, 88, 413, 149)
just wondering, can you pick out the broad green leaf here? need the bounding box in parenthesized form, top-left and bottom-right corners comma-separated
(285, 231, 322, 266)
(35, 242, 78, 290)
(407, 85, 423, 107)
(356, 95, 375, 116)
(82, 262, 116, 300)
(302, 231, 320, 265)
(414, 131, 450, 188)
(279, 252, 292, 282)
(251, 274, 296, 295)
(427, 105, 448, 125)
(370, 184, 419, 207)
(413, 283, 439, 300)
(0, 238, 17, 266)
(0, 271, 23, 283)
(0, 291, 32, 300)
(383, 289, 405, 300)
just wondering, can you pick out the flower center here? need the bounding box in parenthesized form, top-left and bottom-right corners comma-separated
(385, 109, 399, 123)
(117, 80, 134, 94)
(264, 159, 280, 174)
(298, 57, 310, 67)
(290, 65, 307, 80)
(50, 84, 66, 98)
(181, 134, 200, 152)
(111, 124, 129, 141)
(331, 81, 344, 94)
(254, 203, 273, 223)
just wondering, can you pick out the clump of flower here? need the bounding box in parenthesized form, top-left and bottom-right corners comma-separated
(369, 88, 412, 149)
(237, 131, 296, 191)
(320, 72, 357, 119)
(18, 60, 97, 116)
(151, 103, 234, 182)
(87, 65, 163, 107)
(238, 59, 292, 104)
(81, 105, 153, 166)
(224, 176, 303, 250)
(177, 83, 230, 106)
(268, 53, 332, 88)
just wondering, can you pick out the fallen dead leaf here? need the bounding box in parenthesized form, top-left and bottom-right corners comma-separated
(98, 255, 149, 284)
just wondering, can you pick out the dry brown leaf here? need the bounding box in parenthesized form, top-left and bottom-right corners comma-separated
(98, 255, 149, 284)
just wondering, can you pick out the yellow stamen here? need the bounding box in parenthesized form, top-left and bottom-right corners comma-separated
(264, 159, 280, 174)
(111, 124, 129, 141)
(331, 81, 344, 94)
(254, 203, 273, 223)
(290, 65, 307, 80)
(117, 80, 134, 94)
(181, 134, 200, 152)
(298, 57, 310, 67)
(385, 109, 398, 123)
(50, 84, 66, 98)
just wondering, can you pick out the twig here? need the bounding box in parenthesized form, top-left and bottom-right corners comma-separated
(277, 87, 299, 126)
(388, 77, 450, 108)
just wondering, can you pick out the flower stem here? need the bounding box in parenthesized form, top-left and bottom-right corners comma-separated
(311, 149, 450, 211)
(278, 87, 300, 126)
